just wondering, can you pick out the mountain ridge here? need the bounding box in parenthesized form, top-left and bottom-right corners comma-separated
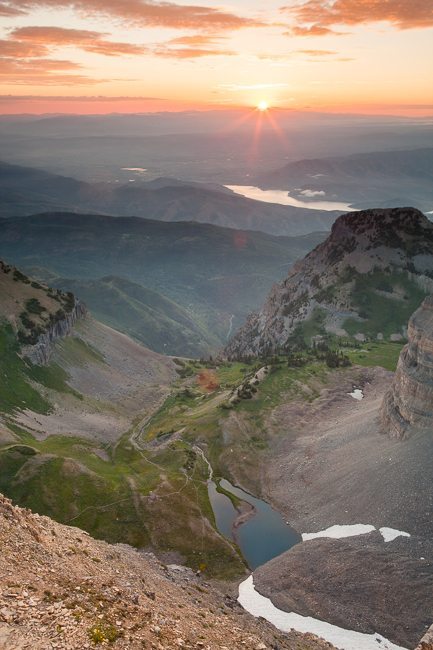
(225, 207, 433, 358)
(256, 148, 433, 212)
(0, 160, 340, 237)
(0, 211, 326, 355)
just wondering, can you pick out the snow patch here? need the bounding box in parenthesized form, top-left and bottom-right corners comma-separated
(302, 524, 375, 541)
(379, 527, 411, 543)
(348, 388, 364, 400)
(238, 575, 408, 650)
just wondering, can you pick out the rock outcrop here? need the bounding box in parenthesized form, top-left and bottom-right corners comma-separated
(381, 295, 433, 439)
(225, 207, 433, 358)
(0, 259, 88, 364)
(23, 299, 87, 365)
(416, 624, 433, 649)
(0, 493, 335, 650)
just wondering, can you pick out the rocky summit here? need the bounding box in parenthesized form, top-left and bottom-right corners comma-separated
(225, 207, 433, 358)
(381, 294, 433, 439)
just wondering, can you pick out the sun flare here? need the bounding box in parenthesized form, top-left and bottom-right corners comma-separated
(257, 100, 269, 112)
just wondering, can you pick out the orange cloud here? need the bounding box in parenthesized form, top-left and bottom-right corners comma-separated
(297, 49, 337, 56)
(167, 34, 226, 46)
(2, 0, 263, 31)
(0, 38, 48, 56)
(155, 45, 235, 57)
(289, 25, 339, 36)
(10, 26, 147, 56)
(0, 94, 166, 101)
(155, 35, 234, 58)
(284, 0, 433, 34)
(0, 56, 99, 84)
(0, 1, 23, 15)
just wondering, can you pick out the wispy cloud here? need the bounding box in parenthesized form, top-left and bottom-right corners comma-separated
(154, 34, 234, 58)
(154, 45, 235, 58)
(220, 82, 289, 91)
(0, 57, 97, 84)
(166, 35, 226, 46)
(0, 94, 167, 102)
(297, 49, 337, 56)
(10, 26, 147, 56)
(0, 1, 23, 15)
(0, 38, 47, 57)
(283, 0, 433, 35)
(289, 25, 345, 37)
(1, 0, 264, 31)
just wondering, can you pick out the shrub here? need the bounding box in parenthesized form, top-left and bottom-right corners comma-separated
(25, 298, 45, 315)
(88, 623, 121, 644)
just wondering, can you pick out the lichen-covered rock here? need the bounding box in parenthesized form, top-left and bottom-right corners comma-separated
(381, 295, 433, 439)
(225, 208, 433, 358)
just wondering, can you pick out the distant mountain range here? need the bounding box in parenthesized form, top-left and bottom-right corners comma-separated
(257, 148, 433, 212)
(0, 212, 325, 355)
(1, 111, 433, 185)
(0, 160, 339, 237)
(226, 207, 433, 358)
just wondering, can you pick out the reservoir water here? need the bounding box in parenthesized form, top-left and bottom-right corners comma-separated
(207, 477, 300, 569)
(226, 184, 353, 212)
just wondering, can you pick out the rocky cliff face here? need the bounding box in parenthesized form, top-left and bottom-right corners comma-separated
(381, 295, 433, 439)
(0, 259, 88, 365)
(225, 207, 433, 358)
(23, 299, 87, 365)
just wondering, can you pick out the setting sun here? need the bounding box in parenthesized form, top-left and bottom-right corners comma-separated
(257, 100, 269, 112)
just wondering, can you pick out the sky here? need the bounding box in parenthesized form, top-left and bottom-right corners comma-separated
(0, 0, 432, 115)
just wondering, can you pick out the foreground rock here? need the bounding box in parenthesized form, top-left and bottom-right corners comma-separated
(382, 295, 433, 438)
(254, 533, 433, 649)
(0, 494, 336, 650)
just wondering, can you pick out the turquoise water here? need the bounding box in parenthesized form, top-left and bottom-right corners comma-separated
(208, 477, 301, 569)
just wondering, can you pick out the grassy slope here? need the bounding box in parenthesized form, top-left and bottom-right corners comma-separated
(287, 270, 427, 347)
(0, 326, 245, 578)
(135, 340, 404, 487)
(51, 276, 219, 356)
(343, 270, 426, 338)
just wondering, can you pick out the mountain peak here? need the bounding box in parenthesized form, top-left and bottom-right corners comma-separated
(226, 207, 433, 358)
(330, 207, 432, 245)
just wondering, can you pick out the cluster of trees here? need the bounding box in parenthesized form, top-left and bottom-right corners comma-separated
(287, 341, 351, 368)
(229, 338, 352, 370)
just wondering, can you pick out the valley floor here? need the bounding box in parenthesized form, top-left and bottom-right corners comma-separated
(2, 323, 431, 648)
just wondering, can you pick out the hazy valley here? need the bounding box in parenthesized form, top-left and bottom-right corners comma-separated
(1, 109, 433, 650)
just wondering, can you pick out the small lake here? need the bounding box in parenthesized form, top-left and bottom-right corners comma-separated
(226, 184, 353, 212)
(208, 477, 300, 569)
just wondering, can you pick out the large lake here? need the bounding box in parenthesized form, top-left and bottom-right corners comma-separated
(226, 185, 353, 212)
